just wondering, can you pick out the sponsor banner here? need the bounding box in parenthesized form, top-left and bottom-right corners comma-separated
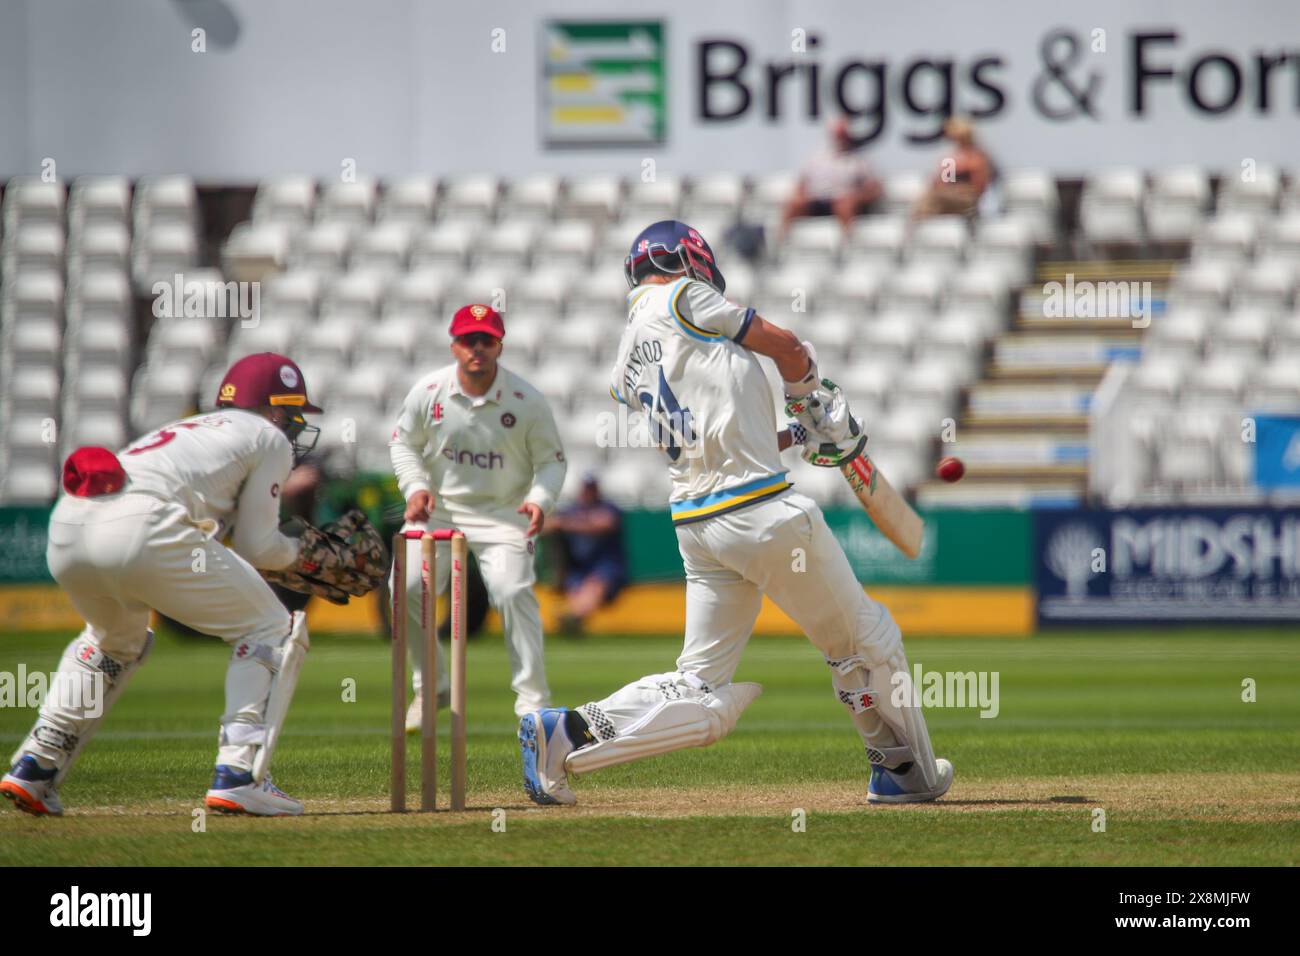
(1035, 507, 1300, 624)
(622, 507, 1031, 584)
(1253, 414, 1300, 489)
(0, 508, 53, 584)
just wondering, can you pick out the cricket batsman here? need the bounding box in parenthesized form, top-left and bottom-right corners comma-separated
(518, 221, 953, 805)
(0, 353, 387, 817)
(390, 304, 566, 723)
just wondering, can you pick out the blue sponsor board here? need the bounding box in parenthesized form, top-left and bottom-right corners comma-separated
(1035, 507, 1300, 624)
(1253, 414, 1300, 489)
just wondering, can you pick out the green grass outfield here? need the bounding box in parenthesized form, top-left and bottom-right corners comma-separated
(1, 628, 1298, 865)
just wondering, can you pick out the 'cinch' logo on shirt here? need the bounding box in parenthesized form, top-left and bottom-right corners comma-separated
(442, 447, 504, 470)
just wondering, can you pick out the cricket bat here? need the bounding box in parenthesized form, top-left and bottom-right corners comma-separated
(841, 452, 925, 559)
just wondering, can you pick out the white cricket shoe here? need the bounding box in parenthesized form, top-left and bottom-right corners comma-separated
(205, 765, 304, 816)
(1, 756, 64, 816)
(519, 709, 578, 806)
(867, 757, 954, 804)
(404, 686, 451, 734)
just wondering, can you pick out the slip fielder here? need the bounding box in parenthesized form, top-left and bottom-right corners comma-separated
(518, 220, 953, 806)
(390, 304, 566, 722)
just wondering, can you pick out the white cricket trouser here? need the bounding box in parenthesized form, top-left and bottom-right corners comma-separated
(27, 492, 292, 774)
(396, 514, 550, 717)
(582, 490, 915, 759)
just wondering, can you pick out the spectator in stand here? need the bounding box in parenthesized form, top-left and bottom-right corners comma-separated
(547, 474, 627, 636)
(778, 116, 883, 241)
(913, 116, 994, 221)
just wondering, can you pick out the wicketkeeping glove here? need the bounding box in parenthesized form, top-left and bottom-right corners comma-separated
(263, 509, 390, 606)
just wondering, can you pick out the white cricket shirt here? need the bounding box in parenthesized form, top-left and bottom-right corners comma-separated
(609, 277, 789, 525)
(116, 409, 300, 569)
(389, 363, 567, 532)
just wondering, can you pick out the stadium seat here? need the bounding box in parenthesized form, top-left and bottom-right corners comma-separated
(477, 220, 539, 270)
(410, 221, 482, 271)
(252, 176, 317, 228)
(439, 175, 501, 223)
(746, 172, 799, 224)
(907, 216, 969, 267)
(1192, 216, 1257, 263)
(562, 176, 623, 221)
(2, 178, 66, 231)
(498, 174, 557, 222)
(999, 168, 1059, 242)
(0, 462, 58, 504)
(847, 216, 907, 266)
(783, 218, 843, 266)
(383, 269, 452, 317)
(377, 176, 436, 225)
(3, 223, 66, 275)
(1080, 167, 1145, 244)
(68, 176, 131, 231)
(824, 264, 887, 313)
(132, 175, 198, 232)
(1144, 167, 1210, 242)
(316, 180, 378, 226)
(681, 174, 745, 222)
(623, 176, 684, 222)
(350, 222, 414, 275)
(879, 264, 947, 314)
(532, 220, 598, 270)
(68, 221, 131, 277)
(1217, 165, 1281, 219)
(322, 271, 387, 319)
(513, 269, 573, 319)
(222, 222, 292, 280)
(5, 365, 61, 417)
(1234, 259, 1296, 311)
(881, 171, 926, 217)
(1170, 260, 1237, 311)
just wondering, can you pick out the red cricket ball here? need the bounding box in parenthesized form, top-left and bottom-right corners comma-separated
(936, 456, 965, 482)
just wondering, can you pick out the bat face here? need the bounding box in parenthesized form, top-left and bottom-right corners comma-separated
(841, 452, 925, 559)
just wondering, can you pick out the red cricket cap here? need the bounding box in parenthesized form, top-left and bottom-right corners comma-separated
(216, 352, 322, 413)
(449, 304, 505, 340)
(63, 446, 126, 497)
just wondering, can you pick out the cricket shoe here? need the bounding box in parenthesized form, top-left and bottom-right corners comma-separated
(518, 708, 578, 806)
(867, 757, 954, 804)
(1, 755, 64, 816)
(205, 765, 304, 816)
(404, 686, 452, 735)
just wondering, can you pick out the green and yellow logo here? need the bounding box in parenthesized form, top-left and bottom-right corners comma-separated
(543, 21, 666, 147)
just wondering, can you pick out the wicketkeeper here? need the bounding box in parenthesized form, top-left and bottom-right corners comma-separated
(390, 304, 566, 723)
(1, 353, 387, 817)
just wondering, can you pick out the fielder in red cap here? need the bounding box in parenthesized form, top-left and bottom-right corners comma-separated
(3, 353, 325, 819)
(389, 304, 567, 725)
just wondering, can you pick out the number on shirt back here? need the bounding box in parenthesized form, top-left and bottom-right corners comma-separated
(638, 368, 696, 462)
(124, 422, 200, 455)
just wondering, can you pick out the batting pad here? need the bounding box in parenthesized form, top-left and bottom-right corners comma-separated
(566, 681, 762, 775)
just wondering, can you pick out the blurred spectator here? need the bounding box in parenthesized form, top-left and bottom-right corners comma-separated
(546, 474, 627, 636)
(913, 116, 994, 221)
(778, 117, 883, 241)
